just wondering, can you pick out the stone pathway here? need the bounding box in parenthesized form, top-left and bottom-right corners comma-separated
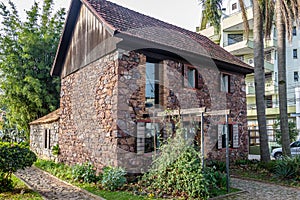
(220, 177, 300, 200)
(14, 167, 103, 200)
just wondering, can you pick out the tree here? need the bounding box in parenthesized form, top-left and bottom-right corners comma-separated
(275, 0, 299, 157)
(0, 0, 65, 139)
(252, 0, 270, 162)
(273, 118, 298, 146)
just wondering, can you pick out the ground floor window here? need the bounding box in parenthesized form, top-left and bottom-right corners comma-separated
(218, 124, 239, 149)
(44, 129, 51, 149)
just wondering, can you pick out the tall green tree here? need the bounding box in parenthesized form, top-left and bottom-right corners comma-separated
(252, 0, 271, 162)
(275, 0, 299, 157)
(0, 0, 65, 139)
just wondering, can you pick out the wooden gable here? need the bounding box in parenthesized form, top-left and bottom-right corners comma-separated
(61, 4, 115, 77)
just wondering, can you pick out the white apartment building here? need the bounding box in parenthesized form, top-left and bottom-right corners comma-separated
(198, 0, 300, 144)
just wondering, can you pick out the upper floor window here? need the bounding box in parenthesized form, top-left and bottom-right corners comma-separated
(145, 62, 160, 107)
(294, 71, 299, 82)
(265, 95, 272, 108)
(187, 68, 197, 88)
(228, 34, 243, 46)
(221, 73, 230, 93)
(293, 49, 298, 59)
(232, 3, 237, 10)
(293, 26, 297, 36)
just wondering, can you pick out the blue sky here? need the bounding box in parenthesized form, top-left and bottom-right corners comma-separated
(3, 0, 202, 32)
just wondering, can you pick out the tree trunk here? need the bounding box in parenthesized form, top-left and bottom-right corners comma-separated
(276, 0, 291, 156)
(253, 0, 270, 162)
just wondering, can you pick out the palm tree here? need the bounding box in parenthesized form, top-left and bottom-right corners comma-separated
(275, 0, 299, 157)
(252, 0, 270, 162)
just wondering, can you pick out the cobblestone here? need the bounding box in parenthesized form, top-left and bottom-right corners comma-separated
(221, 177, 300, 200)
(14, 167, 103, 200)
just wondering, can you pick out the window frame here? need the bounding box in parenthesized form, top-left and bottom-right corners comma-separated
(293, 49, 298, 59)
(220, 73, 231, 93)
(293, 26, 297, 36)
(294, 71, 299, 82)
(231, 3, 237, 10)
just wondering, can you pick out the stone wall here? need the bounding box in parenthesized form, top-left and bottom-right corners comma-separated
(59, 51, 119, 169)
(58, 49, 248, 172)
(115, 50, 248, 171)
(30, 121, 59, 160)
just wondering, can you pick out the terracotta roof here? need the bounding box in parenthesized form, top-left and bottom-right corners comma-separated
(83, 0, 252, 69)
(51, 0, 253, 76)
(29, 109, 60, 125)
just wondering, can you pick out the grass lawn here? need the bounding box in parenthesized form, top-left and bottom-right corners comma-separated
(0, 175, 42, 200)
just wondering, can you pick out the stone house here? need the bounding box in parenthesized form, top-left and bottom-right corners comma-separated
(30, 109, 60, 160)
(32, 0, 254, 173)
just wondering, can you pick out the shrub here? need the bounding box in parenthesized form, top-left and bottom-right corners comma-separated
(0, 142, 37, 192)
(51, 144, 60, 156)
(72, 162, 98, 183)
(101, 166, 127, 191)
(141, 129, 210, 199)
(274, 156, 300, 180)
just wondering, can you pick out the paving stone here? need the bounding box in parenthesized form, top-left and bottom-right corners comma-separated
(220, 177, 300, 200)
(14, 167, 103, 200)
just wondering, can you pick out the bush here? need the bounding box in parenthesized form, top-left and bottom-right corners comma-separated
(101, 166, 127, 191)
(141, 129, 210, 199)
(72, 162, 98, 183)
(274, 156, 300, 180)
(51, 144, 60, 156)
(0, 142, 37, 192)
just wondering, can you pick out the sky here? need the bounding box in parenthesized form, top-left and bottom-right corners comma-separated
(1, 0, 202, 32)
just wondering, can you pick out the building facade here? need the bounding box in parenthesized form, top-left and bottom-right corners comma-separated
(31, 0, 253, 173)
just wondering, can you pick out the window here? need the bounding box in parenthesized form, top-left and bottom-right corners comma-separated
(228, 34, 243, 45)
(232, 3, 237, 10)
(218, 124, 239, 149)
(294, 71, 299, 82)
(221, 73, 230, 93)
(265, 95, 272, 108)
(44, 129, 51, 149)
(187, 68, 197, 88)
(293, 26, 297, 36)
(293, 49, 298, 59)
(145, 62, 160, 107)
(144, 123, 161, 153)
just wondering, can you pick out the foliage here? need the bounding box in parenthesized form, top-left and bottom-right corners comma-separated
(0, 174, 43, 199)
(0, 113, 27, 143)
(205, 159, 226, 172)
(0, 142, 37, 192)
(34, 159, 159, 200)
(72, 163, 99, 183)
(141, 126, 210, 199)
(273, 119, 298, 145)
(101, 166, 127, 191)
(34, 159, 73, 181)
(274, 156, 300, 180)
(51, 144, 60, 156)
(0, 0, 65, 138)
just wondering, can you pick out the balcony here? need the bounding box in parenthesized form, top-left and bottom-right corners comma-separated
(224, 36, 253, 55)
(199, 26, 220, 44)
(223, 7, 253, 31)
